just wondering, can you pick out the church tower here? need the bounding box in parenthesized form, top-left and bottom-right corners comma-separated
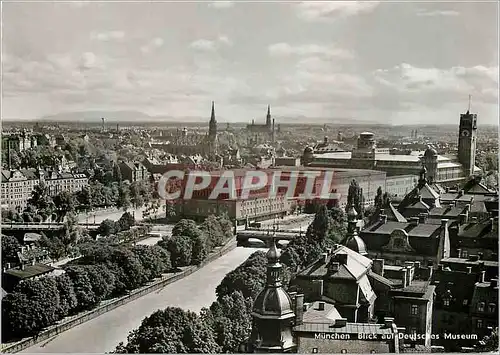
(208, 101, 218, 156)
(250, 239, 296, 353)
(457, 98, 478, 177)
(266, 105, 271, 127)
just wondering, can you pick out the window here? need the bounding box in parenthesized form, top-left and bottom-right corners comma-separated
(443, 299, 450, 306)
(478, 302, 485, 312)
(461, 250, 468, 258)
(410, 327, 417, 335)
(477, 319, 483, 329)
(488, 303, 496, 313)
(463, 299, 468, 306)
(411, 305, 419, 315)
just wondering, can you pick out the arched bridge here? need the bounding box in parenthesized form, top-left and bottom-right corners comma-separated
(236, 229, 302, 247)
(1, 222, 100, 232)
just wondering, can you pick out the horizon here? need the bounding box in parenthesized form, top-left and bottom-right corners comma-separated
(2, 1, 499, 125)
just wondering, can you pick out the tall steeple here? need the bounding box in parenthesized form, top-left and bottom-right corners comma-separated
(209, 101, 217, 138)
(266, 105, 271, 127)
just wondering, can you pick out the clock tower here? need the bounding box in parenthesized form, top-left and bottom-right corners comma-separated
(457, 108, 478, 178)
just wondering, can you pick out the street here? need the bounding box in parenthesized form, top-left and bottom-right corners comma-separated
(22, 246, 260, 353)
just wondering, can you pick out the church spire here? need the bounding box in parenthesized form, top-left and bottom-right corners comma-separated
(266, 104, 271, 126)
(210, 101, 216, 123)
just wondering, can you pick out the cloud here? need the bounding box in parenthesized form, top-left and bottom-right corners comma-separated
(208, 1, 234, 9)
(374, 63, 499, 106)
(416, 9, 460, 17)
(268, 43, 352, 59)
(295, 1, 380, 21)
(140, 37, 164, 54)
(90, 31, 125, 41)
(189, 36, 232, 51)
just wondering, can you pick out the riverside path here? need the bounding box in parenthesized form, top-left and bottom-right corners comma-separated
(22, 246, 260, 353)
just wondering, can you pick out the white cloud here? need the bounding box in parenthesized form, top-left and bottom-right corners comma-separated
(268, 43, 352, 59)
(208, 1, 234, 9)
(140, 37, 164, 54)
(90, 31, 125, 41)
(416, 9, 460, 17)
(189, 36, 232, 51)
(374, 63, 499, 106)
(295, 1, 380, 21)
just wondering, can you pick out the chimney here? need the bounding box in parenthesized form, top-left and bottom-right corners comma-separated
(491, 218, 498, 234)
(467, 266, 472, 274)
(302, 302, 309, 312)
(480, 271, 486, 283)
(441, 219, 449, 228)
(21, 263, 25, 270)
(5, 262, 11, 270)
(31, 260, 35, 266)
(459, 214, 468, 225)
(457, 248, 462, 258)
(329, 262, 340, 273)
(318, 302, 325, 311)
(414, 261, 421, 270)
(334, 318, 347, 327)
(478, 252, 483, 260)
(295, 294, 305, 326)
(321, 253, 328, 264)
(380, 214, 388, 224)
(438, 264, 444, 271)
(406, 266, 413, 286)
(490, 279, 498, 288)
(334, 253, 348, 265)
(372, 259, 385, 276)
(419, 213, 428, 224)
(401, 268, 408, 288)
(384, 317, 395, 329)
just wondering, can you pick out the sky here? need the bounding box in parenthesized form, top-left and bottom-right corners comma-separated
(2, 1, 499, 125)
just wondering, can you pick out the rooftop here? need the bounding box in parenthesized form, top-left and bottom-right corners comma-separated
(4, 263, 55, 280)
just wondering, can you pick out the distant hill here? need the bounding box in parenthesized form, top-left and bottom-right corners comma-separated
(39, 111, 154, 122)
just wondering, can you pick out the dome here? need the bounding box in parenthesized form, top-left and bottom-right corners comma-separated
(266, 240, 281, 263)
(346, 235, 368, 255)
(252, 287, 294, 318)
(347, 206, 358, 221)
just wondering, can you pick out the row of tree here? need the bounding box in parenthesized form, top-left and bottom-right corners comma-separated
(1, 214, 234, 342)
(114, 203, 349, 353)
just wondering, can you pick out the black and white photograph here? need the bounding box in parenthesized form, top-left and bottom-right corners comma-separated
(1, 1, 499, 353)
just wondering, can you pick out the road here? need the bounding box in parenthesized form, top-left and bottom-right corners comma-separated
(23, 246, 259, 353)
(77, 205, 165, 224)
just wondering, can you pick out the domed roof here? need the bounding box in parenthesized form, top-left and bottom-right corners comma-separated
(252, 287, 294, 319)
(347, 206, 358, 221)
(346, 235, 367, 255)
(266, 240, 281, 263)
(424, 145, 438, 158)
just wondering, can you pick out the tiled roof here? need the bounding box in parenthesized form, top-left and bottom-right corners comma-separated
(302, 301, 342, 324)
(407, 223, 441, 238)
(4, 263, 55, 280)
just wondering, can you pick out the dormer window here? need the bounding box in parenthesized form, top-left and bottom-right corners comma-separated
(488, 303, 496, 313)
(478, 302, 485, 312)
(443, 299, 450, 306)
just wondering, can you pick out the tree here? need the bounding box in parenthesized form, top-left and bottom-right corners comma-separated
(202, 291, 252, 352)
(132, 245, 172, 280)
(114, 307, 220, 353)
(54, 274, 78, 317)
(65, 266, 98, 311)
(374, 186, 383, 211)
(163, 234, 193, 268)
(191, 233, 209, 265)
(216, 251, 267, 300)
(117, 183, 131, 210)
(172, 219, 204, 239)
(13, 277, 61, 331)
(345, 179, 362, 216)
(2, 292, 38, 340)
(113, 163, 123, 183)
(28, 182, 55, 220)
(2, 235, 21, 268)
(117, 212, 135, 232)
(201, 215, 224, 248)
(54, 190, 77, 221)
(98, 219, 117, 237)
(306, 204, 334, 243)
(83, 264, 116, 301)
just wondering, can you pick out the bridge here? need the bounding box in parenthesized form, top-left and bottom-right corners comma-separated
(236, 228, 302, 247)
(1, 222, 100, 232)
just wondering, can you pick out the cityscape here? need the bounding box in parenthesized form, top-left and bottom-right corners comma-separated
(1, 1, 499, 354)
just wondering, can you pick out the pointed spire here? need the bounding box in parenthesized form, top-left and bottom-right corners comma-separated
(266, 105, 271, 126)
(210, 101, 216, 122)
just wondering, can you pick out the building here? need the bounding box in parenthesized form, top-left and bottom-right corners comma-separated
(293, 245, 377, 323)
(431, 262, 499, 351)
(1, 168, 89, 210)
(385, 175, 419, 198)
(246, 105, 277, 143)
(2, 131, 38, 152)
(301, 109, 482, 186)
(149, 102, 218, 158)
(118, 161, 150, 183)
(249, 240, 401, 354)
(448, 216, 498, 261)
